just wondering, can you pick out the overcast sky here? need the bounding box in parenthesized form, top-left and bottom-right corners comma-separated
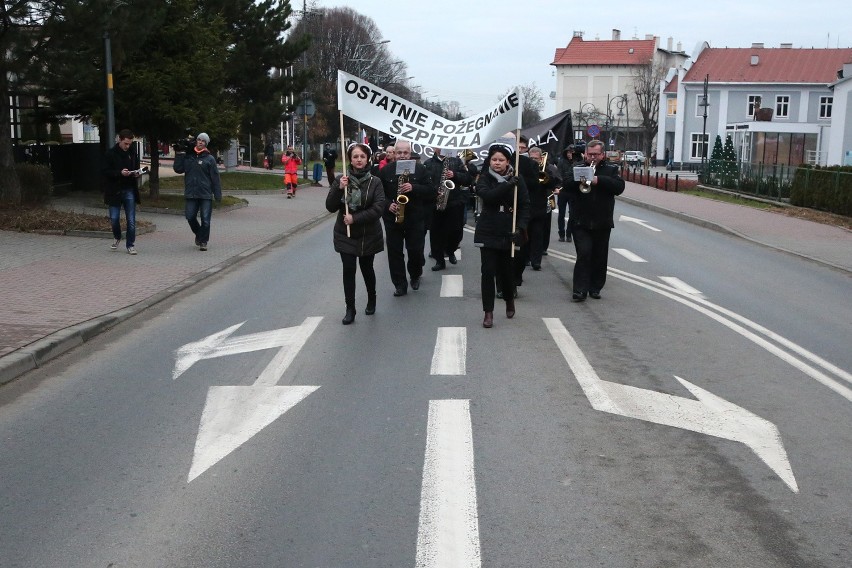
(312, 0, 852, 118)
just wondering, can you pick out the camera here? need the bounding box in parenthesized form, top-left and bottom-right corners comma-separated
(172, 130, 197, 153)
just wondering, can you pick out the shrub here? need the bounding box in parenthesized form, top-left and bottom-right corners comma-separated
(790, 165, 852, 216)
(16, 163, 53, 204)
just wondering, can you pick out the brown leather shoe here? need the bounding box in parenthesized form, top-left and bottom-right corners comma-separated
(505, 298, 515, 319)
(482, 311, 493, 328)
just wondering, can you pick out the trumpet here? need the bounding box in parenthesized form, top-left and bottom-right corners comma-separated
(459, 148, 477, 163)
(579, 160, 596, 193)
(538, 152, 550, 185)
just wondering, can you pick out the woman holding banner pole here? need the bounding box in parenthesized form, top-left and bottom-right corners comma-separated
(473, 143, 529, 328)
(325, 142, 386, 325)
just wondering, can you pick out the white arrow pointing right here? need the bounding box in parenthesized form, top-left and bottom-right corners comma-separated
(619, 214, 661, 231)
(544, 318, 798, 492)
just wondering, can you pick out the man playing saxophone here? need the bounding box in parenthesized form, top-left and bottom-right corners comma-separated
(562, 139, 625, 301)
(378, 141, 434, 296)
(424, 148, 473, 271)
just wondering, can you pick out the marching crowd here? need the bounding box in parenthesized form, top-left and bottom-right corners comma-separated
(103, 128, 625, 329)
(324, 136, 625, 328)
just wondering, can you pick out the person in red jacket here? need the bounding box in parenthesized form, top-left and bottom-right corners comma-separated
(281, 146, 302, 197)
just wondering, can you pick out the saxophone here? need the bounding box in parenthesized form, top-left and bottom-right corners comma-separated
(395, 169, 409, 224)
(435, 157, 454, 211)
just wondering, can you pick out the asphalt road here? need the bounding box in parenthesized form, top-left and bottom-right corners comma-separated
(1, 201, 850, 567)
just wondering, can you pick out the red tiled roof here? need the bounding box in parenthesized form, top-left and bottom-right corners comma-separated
(683, 47, 852, 84)
(551, 36, 656, 66)
(664, 74, 679, 93)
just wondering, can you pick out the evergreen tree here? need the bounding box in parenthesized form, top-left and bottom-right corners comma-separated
(721, 135, 738, 188)
(707, 134, 724, 184)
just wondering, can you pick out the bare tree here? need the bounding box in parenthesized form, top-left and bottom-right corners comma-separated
(500, 82, 544, 127)
(289, 6, 409, 142)
(631, 63, 667, 157)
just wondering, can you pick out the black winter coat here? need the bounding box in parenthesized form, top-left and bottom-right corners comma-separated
(423, 155, 474, 208)
(326, 172, 386, 256)
(102, 143, 141, 206)
(563, 160, 625, 229)
(473, 169, 530, 251)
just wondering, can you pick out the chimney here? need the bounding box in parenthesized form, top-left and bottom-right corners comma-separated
(645, 34, 654, 40)
(751, 54, 760, 66)
(780, 43, 793, 48)
(612, 29, 621, 41)
(751, 42, 764, 49)
(573, 30, 584, 38)
(667, 37, 673, 51)
(676, 41, 682, 52)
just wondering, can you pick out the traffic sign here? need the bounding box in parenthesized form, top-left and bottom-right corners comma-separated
(587, 124, 600, 137)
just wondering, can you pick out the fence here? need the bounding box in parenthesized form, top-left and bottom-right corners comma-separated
(698, 160, 852, 215)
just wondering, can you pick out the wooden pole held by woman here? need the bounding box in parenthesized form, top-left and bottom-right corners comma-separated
(338, 112, 350, 237)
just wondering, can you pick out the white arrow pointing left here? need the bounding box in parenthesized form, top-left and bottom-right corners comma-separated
(175, 317, 323, 482)
(544, 318, 798, 492)
(619, 214, 661, 232)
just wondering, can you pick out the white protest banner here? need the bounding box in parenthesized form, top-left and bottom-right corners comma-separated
(337, 70, 522, 150)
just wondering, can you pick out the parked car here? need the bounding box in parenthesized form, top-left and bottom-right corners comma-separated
(606, 150, 622, 163)
(624, 150, 645, 164)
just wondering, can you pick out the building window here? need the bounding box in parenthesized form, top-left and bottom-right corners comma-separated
(690, 133, 709, 160)
(667, 98, 677, 116)
(819, 96, 833, 119)
(775, 95, 789, 118)
(747, 95, 762, 117)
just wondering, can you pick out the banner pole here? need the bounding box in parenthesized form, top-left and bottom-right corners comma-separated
(511, 128, 520, 258)
(339, 111, 350, 237)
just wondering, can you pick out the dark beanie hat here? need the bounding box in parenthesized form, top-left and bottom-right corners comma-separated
(487, 143, 514, 162)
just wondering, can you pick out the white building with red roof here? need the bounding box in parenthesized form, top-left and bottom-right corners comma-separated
(551, 30, 688, 150)
(658, 43, 852, 167)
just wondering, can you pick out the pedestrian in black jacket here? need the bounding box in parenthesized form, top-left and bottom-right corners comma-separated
(378, 141, 434, 296)
(562, 139, 625, 301)
(326, 143, 386, 324)
(102, 129, 143, 254)
(424, 148, 473, 271)
(474, 143, 530, 328)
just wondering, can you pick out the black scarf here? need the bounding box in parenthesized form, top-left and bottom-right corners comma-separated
(345, 166, 372, 211)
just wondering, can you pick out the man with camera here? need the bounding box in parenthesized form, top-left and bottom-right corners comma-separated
(282, 146, 302, 197)
(173, 132, 221, 251)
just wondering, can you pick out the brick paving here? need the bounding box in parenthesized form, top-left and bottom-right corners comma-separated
(0, 174, 849, 384)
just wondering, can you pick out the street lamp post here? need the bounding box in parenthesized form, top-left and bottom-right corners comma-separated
(103, 31, 115, 146)
(606, 94, 627, 152)
(700, 74, 710, 173)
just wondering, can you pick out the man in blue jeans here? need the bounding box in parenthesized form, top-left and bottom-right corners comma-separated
(102, 129, 143, 255)
(174, 132, 222, 251)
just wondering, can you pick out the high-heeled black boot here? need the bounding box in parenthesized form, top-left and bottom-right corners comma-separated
(342, 304, 356, 325)
(365, 293, 376, 315)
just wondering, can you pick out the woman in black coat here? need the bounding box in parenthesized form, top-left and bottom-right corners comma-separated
(473, 143, 530, 328)
(326, 143, 386, 325)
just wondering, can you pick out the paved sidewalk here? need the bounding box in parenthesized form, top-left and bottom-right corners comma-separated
(1, 177, 849, 385)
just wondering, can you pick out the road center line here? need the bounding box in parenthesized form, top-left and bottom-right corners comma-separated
(441, 275, 464, 297)
(430, 327, 467, 376)
(659, 276, 703, 296)
(613, 248, 647, 262)
(415, 399, 481, 568)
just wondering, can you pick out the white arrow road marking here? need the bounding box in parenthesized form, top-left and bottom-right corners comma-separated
(544, 317, 798, 492)
(182, 317, 323, 482)
(619, 214, 662, 232)
(547, 248, 852, 402)
(173, 317, 322, 380)
(613, 248, 647, 262)
(187, 385, 318, 482)
(431, 327, 467, 376)
(415, 399, 481, 568)
(659, 276, 703, 296)
(441, 275, 464, 298)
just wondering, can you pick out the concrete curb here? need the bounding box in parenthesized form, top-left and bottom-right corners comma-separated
(0, 209, 333, 387)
